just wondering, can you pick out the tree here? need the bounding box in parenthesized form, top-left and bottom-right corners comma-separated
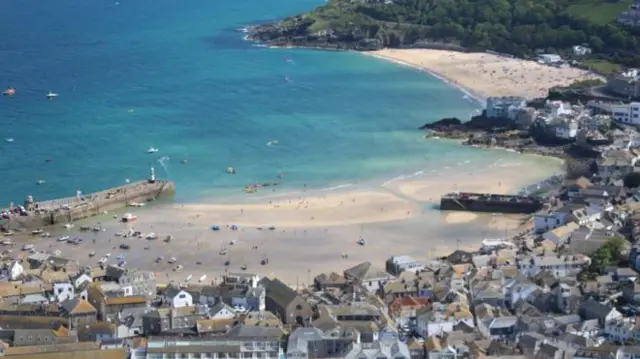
(589, 236, 626, 273)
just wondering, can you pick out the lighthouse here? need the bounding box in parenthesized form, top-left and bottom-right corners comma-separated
(149, 167, 156, 183)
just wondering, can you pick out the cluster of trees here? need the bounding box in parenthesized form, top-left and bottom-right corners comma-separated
(309, 0, 640, 66)
(579, 236, 627, 279)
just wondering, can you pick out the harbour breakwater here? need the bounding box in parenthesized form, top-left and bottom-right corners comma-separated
(0, 179, 175, 230)
(440, 192, 543, 214)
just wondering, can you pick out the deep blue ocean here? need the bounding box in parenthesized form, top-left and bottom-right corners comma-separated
(0, 0, 490, 203)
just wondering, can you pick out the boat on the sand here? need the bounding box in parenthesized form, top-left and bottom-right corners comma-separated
(122, 213, 137, 223)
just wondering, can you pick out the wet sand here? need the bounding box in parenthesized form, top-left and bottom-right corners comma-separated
(5, 155, 561, 286)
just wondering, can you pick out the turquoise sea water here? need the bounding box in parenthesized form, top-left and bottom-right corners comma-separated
(0, 0, 509, 204)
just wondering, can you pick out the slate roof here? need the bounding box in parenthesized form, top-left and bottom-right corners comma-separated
(579, 299, 614, 319)
(314, 272, 348, 286)
(343, 261, 391, 282)
(164, 284, 183, 299)
(60, 298, 97, 315)
(262, 278, 300, 309)
(225, 324, 283, 340)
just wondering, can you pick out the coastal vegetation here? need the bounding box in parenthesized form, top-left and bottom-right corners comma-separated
(578, 235, 627, 280)
(249, 0, 640, 67)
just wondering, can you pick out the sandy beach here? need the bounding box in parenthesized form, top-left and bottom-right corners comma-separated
(365, 49, 604, 100)
(5, 154, 562, 286)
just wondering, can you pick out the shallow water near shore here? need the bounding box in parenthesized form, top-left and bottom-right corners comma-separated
(0, 0, 558, 205)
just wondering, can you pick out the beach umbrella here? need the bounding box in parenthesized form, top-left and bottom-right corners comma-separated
(231, 225, 238, 231)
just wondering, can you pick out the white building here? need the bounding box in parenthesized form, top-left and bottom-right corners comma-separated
(537, 54, 563, 64)
(607, 102, 640, 124)
(533, 205, 598, 233)
(554, 120, 579, 139)
(518, 254, 591, 278)
(164, 286, 193, 308)
(486, 96, 527, 119)
(416, 303, 474, 337)
(385, 255, 424, 275)
(210, 303, 236, 320)
(544, 100, 573, 118)
(52, 281, 75, 302)
(573, 45, 592, 56)
(8, 261, 23, 281)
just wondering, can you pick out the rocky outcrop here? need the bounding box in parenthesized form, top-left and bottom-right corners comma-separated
(420, 115, 515, 133)
(247, 20, 384, 50)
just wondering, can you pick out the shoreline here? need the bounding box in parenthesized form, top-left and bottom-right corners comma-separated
(363, 48, 604, 100)
(3, 153, 562, 284)
(361, 51, 487, 105)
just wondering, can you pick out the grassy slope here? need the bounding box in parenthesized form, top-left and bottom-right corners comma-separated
(564, 0, 633, 25)
(581, 59, 623, 73)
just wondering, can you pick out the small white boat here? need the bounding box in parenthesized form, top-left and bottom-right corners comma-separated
(3, 231, 14, 237)
(122, 213, 137, 222)
(98, 257, 107, 264)
(241, 264, 247, 270)
(58, 236, 70, 242)
(22, 244, 34, 251)
(265, 140, 279, 147)
(128, 202, 146, 207)
(145, 232, 158, 240)
(31, 229, 43, 235)
(199, 274, 207, 283)
(357, 238, 366, 246)
(185, 274, 192, 282)
(36, 180, 46, 185)
(63, 223, 74, 229)
(105, 253, 111, 257)
(229, 239, 237, 245)
(168, 257, 177, 264)
(41, 232, 51, 238)
(46, 91, 59, 99)
(174, 265, 183, 271)
(147, 147, 159, 154)
(5, 138, 13, 143)
(219, 248, 228, 255)
(3, 240, 13, 246)
(89, 251, 96, 257)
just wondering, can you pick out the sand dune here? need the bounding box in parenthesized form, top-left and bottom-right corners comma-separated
(366, 49, 604, 100)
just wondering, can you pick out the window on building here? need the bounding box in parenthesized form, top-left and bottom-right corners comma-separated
(179, 294, 186, 299)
